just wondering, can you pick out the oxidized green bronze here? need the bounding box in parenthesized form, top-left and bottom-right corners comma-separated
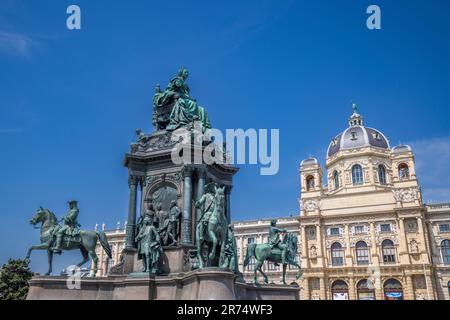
(195, 185, 228, 268)
(220, 224, 239, 273)
(26, 203, 112, 276)
(244, 219, 303, 285)
(135, 215, 162, 274)
(52, 200, 80, 253)
(158, 200, 181, 246)
(153, 67, 211, 133)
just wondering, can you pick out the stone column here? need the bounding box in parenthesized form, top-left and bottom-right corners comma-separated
(182, 167, 194, 245)
(405, 275, 415, 300)
(370, 222, 379, 266)
(196, 169, 206, 224)
(125, 175, 139, 249)
(319, 277, 327, 300)
(348, 277, 356, 300)
(300, 225, 309, 269)
(315, 225, 323, 264)
(344, 224, 353, 266)
(397, 218, 411, 264)
(302, 277, 310, 300)
(417, 216, 430, 263)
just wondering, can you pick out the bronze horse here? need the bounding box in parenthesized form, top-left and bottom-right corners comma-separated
(195, 186, 228, 268)
(26, 207, 111, 276)
(244, 232, 303, 285)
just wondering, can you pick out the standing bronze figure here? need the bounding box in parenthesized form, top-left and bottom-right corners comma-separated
(195, 185, 228, 268)
(135, 215, 162, 274)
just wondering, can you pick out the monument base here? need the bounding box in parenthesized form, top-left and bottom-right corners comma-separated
(27, 268, 299, 300)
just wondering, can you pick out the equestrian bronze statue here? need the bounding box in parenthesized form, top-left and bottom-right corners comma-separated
(244, 219, 303, 285)
(195, 185, 228, 268)
(25, 201, 112, 277)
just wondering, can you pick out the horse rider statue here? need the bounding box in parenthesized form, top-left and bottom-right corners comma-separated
(52, 200, 81, 254)
(268, 219, 288, 265)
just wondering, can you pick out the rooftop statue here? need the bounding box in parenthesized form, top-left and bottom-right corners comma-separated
(153, 67, 212, 133)
(25, 202, 112, 276)
(243, 219, 303, 285)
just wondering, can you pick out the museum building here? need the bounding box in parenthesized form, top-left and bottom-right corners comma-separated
(93, 107, 450, 300)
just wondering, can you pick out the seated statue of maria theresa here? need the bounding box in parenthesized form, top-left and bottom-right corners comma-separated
(153, 67, 211, 133)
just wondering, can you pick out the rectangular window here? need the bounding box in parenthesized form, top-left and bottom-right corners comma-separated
(247, 257, 256, 271)
(247, 237, 255, 245)
(354, 226, 365, 234)
(383, 247, 396, 263)
(439, 224, 450, 233)
(331, 249, 344, 266)
(356, 248, 369, 265)
(330, 227, 340, 236)
(380, 224, 391, 233)
(309, 278, 320, 290)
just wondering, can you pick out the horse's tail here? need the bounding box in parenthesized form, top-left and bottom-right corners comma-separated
(243, 243, 257, 268)
(97, 231, 112, 259)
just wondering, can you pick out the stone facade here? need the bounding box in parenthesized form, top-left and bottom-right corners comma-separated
(425, 203, 450, 300)
(298, 108, 434, 300)
(92, 108, 450, 300)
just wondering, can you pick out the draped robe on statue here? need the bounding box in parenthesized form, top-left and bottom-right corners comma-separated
(154, 73, 211, 132)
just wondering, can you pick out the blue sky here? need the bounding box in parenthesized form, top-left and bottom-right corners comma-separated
(1, 0, 450, 274)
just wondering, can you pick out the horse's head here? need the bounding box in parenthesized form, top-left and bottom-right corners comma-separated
(29, 207, 57, 227)
(214, 186, 225, 202)
(30, 206, 46, 226)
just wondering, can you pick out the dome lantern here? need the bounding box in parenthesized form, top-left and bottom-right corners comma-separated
(348, 103, 364, 127)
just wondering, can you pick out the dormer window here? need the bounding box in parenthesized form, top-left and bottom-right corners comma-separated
(331, 138, 338, 147)
(372, 132, 381, 140)
(350, 132, 358, 140)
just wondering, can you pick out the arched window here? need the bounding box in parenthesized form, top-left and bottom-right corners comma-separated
(331, 242, 344, 266)
(378, 164, 387, 185)
(382, 239, 396, 263)
(398, 163, 410, 180)
(356, 241, 369, 265)
(333, 171, 340, 189)
(331, 280, 349, 300)
(383, 279, 403, 300)
(441, 240, 450, 265)
(357, 279, 376, 300)
(306, 175, 315, 191)
(352, 165, 364, 185)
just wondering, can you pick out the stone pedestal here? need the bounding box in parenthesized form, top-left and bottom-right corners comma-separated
(27, 269, 300, 300)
